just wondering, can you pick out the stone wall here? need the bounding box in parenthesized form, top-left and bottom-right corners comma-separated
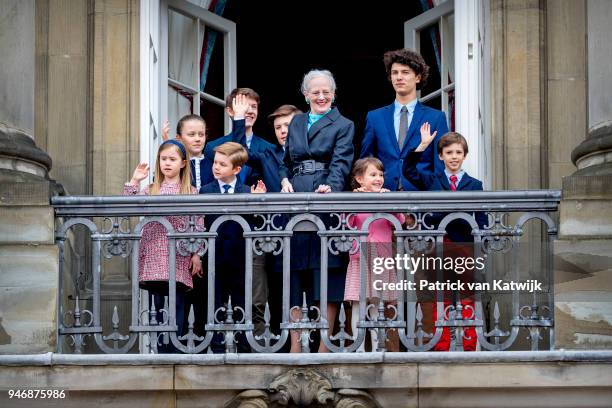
(1, 352, 611, 407)
(0, 0, 57, 354)
(554, 0, 612, 349)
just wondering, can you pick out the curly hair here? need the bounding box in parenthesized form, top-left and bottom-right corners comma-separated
(383, 49, 429, 90)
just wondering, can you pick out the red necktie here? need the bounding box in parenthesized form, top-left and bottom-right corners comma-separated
(449, 174, 458, 191)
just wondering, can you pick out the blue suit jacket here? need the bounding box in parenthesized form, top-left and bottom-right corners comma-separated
(204, 121, 275, 188)
(198, 180, 251, 268)
(403, 150, 487, 242)
(227, 119, 284, 192)
(360, 101, 448, 191)
(246, 145, 284, 192)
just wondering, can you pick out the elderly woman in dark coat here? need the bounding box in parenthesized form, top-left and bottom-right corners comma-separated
(279, 69, 354, 352)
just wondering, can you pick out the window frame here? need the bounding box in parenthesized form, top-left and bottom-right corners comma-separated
(405, 0, 489, 183)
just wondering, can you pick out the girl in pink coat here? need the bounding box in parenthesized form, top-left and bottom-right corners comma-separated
(344, 158, 404, 351)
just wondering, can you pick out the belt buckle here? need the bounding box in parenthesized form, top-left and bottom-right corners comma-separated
(301, 160, 315, 174)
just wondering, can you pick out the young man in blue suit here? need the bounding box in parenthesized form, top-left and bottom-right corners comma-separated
(204, 88, 275, 189)
(360, 49, 449, 191)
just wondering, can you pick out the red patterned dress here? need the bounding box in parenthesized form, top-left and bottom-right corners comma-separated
(123, 181, 200, 289)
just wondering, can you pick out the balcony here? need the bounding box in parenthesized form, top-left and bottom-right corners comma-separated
(49, 190, 561, 355)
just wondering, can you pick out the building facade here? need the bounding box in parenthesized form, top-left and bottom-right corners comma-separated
(1, 0, 611, 406)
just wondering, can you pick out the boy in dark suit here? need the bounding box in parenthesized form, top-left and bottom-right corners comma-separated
(200, 142, 264, 352)
(403, 127, 486, 351)
(228, 100, 302, 343)
(403, 125, 487, 238)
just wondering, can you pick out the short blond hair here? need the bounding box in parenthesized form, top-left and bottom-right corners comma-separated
(214, 142, 248, 168)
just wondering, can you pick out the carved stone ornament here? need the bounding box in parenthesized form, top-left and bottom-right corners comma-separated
(225, 369, 380, 408)
(268, 369, 335, 406)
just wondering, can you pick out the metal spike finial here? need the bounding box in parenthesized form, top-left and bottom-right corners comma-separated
(111, 305, 120, 328)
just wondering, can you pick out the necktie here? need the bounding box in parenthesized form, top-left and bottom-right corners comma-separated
(222, 184, 231, 194)
(398, 105, 408, 149)
(449, 175, 458, 191)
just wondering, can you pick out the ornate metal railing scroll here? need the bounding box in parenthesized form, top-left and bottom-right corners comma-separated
(52, 190, 560, 353)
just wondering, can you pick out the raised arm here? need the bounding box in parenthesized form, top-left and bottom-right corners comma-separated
(403, 123, 438, 190)
(230, 94, 248, 146)
(123, 163, 150, 195)
(430, 111, 448, 173)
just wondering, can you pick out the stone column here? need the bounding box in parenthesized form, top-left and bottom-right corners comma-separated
(555, 0, 612, 349)
(90, 0, 141, 345)
(488, 0, 549, 349)
(0, 0, 59, 353)
(489, 0, 546, 190)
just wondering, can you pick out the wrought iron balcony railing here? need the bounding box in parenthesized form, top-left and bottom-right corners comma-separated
(52, 190, 560, 354)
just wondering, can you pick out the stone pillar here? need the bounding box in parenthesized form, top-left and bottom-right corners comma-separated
(0, 0, 58, 353)
(546, 0, 587, 189)
(488, 0, 549, 349)
(555, 0, 612, 349)
(90, 0, 141, 343)
(489, 0, 546, 190)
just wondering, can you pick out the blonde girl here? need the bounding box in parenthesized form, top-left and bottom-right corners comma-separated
(123, 140, 202, 350)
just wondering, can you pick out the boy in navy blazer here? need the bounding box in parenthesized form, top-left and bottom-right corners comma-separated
(204, 88, 275, 188)
(360, 49, 448, 191)
(403, 127, 485, 351)
(226, 101, 302, 338)
(403, 126, 487, 240)
(200, 142, 264, 352)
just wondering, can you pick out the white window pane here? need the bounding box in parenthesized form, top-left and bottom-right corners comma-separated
(168, 8, 197, 88)
(168, 85, 193, 134)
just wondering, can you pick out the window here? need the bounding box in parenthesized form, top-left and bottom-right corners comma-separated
(405, 0, 489, 182)
(142, 0, 236, 169)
